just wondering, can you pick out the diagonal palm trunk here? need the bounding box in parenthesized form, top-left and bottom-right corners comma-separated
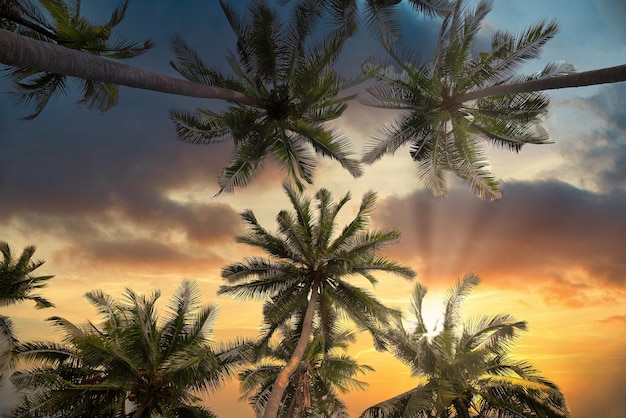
(458, 64, 626, 102)
(453, 398, 472, 418)
(0, 29, 266, 107)
(262, 281, 320, 418)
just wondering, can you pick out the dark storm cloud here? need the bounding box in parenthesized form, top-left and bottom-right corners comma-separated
(64, 238, 227, 272)
(372, 181, 626, 298)
(0, 81, 249, 267)
(558, 83, 626, 193)
(592, 0, 626, 45)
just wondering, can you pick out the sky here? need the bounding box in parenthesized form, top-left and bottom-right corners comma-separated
(1, 0, 625, 417)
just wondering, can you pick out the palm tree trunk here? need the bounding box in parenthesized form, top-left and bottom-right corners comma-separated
(262, 281, 320, 418)
(452, 398, 472, 418)
(459, 64, 626, 102)
(0, 29, 267, 107)
(130, 399, 151, 418)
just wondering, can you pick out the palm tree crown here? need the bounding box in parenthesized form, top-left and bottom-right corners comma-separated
(362, 0, 571, 200)
(0, 241, 54, 376)
(10, 280, 249, 417)
(0, 241, 54, 309)
(361, 273, 569, 418)
(169, 0, 364, 194)
(2, 0, 153, 119)
(219, 182, 415, 418)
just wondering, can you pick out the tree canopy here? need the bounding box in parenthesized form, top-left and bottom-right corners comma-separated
(1, 0, 624, 197)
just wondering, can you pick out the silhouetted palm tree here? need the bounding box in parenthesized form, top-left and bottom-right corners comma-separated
(219, 182, 415, 418)
(0, 0, 153, 118)
(169, 0, 364, 194)
(0, 241, 53, 309)
(240, 320, 371, 417)
(0, 241, 54, 376)
(10, 280, 250, 417)
(362, 0, 625, 200)
(360, 274, 569, 418)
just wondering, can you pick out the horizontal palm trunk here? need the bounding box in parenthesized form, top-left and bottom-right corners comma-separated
(0, 29, 267, 107)
(459, 64, 626, 102)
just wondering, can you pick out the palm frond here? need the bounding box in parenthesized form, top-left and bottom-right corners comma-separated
(77, 79, 118, 111)
(442, 273, 480, 332)
(448, 117, 502, 200)
(289, 119, 363, 178)
(328, 190, 377, 253)
(216, 144, 266, 195)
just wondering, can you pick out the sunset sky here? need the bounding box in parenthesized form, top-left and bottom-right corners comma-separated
(1, 0, 626, 417)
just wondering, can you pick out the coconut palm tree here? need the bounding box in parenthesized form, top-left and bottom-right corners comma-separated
(219, 182, 416, 418)
(168, 0, 366, 194)
(0, 0, 456, 109)
(1, 0, 624, 106)
(0, 241, 54, 376)
(240, 319, 372, 418)
(0, 0, 154, 119)
(2, 1, 625, 191)
(360, 273, 569, 418)
(0, 241, 54, 309)
(9, 279, 250, 417)
(361, 0, 626, 200)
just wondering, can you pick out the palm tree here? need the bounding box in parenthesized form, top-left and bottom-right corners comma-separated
(0, 241, 54, 309)
(2, 1, 625, 192)
(219, 181, 416, 418)
(0, 0, 154, 119)
(168, 0, 365, 194)
(9, 279, 250, 417)
(0, 0, 456, 109)
(361, 0, 626, 200)
(0, 241, 54, 376)
(240, 319, 372, 417)
(360, 273, 569, 418)
(0, 1, 623, 106)
(0, 26, 265, 105)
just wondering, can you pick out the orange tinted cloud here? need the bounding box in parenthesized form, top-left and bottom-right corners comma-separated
(372, 181, 626, 295)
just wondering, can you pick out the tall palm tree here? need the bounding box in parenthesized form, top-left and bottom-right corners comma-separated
(360, 274, 569, 418)
(0, 26, 265, 105)
(169, 0, 364, 194)
(9, 279, 250, 417)
(1, 0, 624, 106)
(0, 0, 154, 119)
(0, 0, 456, 109)
(240, 319, 372, 418)
(0, 241, 54, 376)
(219, 182, 416, 418)
(361, 0, 626, 200)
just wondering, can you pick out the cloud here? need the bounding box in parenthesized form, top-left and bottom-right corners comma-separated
(592, 0, 626, 45)
(372, 180, 626, 305)
(597, 314, 626, 325)
(60, 238, 226, 273)
(555, 83, 626, 193)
